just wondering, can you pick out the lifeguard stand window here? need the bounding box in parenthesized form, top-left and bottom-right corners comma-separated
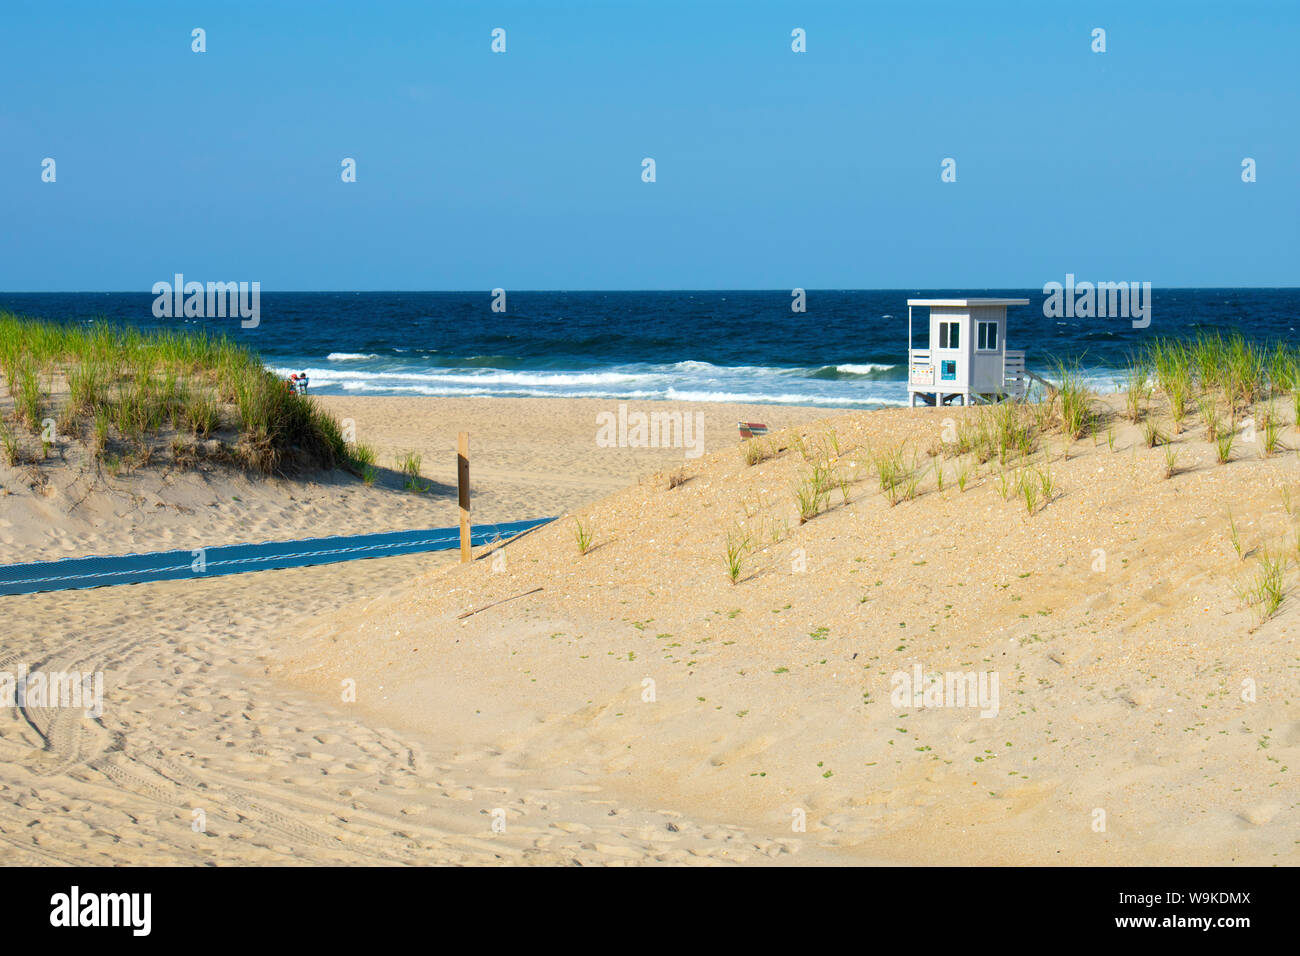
(977, 321, 998, 351)
(938, 321, 960, 349)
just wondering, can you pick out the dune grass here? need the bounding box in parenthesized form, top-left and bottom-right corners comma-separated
(955, 458, 972, 491)
(795, 464, 833, 520)
(1216, 429, 1236, 464)
(1163, 444, 1180, 478)
(1144, 333, 1281, 414)
(1243, 550, 1286, 623)
(872, 445, 911, 506)
(724, 527, 751, 584)
(396, 451, 428, 492)
(1053, 360, 1094, 441)
(742, 437, 772, 466)
(1260, 408, 1284, 457)
(944, 402, 1037, 467)
(0, 311, 348, 475)
(573, 518, 595, 555)
(1122, 356, 1150, 423)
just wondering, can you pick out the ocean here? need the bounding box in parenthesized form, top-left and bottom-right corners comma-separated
(1, 290, 1295, 408)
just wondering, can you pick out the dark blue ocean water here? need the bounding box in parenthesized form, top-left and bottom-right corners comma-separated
(1, 290, 1295, 408)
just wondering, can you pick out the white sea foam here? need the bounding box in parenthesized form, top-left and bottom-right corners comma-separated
(834, 363, 896, 375)
(290, 368, 646, 388)
(270, 356, 1112, 407)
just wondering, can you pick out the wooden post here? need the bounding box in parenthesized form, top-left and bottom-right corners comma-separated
(458, 431, 471, 563)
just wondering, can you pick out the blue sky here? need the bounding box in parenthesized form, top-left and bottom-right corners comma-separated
(1, 0, 1296, 290)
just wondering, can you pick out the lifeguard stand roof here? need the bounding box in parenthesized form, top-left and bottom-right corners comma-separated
(906, 298, 1029, 307)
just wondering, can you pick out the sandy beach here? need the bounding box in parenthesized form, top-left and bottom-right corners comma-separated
(1, 396, 844, 864)
(1, 392, 1296, 865)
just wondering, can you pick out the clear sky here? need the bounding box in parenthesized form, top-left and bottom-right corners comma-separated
(1, 0, 1296, 290)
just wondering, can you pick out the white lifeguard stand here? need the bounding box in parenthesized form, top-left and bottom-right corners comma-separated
(906, 298, 1029, 406)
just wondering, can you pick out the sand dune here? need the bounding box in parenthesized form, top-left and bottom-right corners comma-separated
(1, 394, 1295, 864)
(0, 397, 843, 865)
(282, 396, 1300, 865)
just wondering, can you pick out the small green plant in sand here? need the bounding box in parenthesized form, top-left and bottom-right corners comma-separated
(873, 445, 910, 505)
(954, 459, 972, 492)
(1166, 375, 1192, 434)
(794, 465, 832, 522)
(1243, 550, 1285, 623)
(953, 419, 978, 458)
(1122, 357, 1150, 423)
(396, 451, 427, 492)
(1142, 419, 1165, 448)
(1261, 409, 1283, 458)
(770, 515, 790, 544)
(1015, 466, 1055, 514)
(573, 518, 595, 555)
(742, 439, 770, 467)
(1018, 470, 1039, 514)
(1226, 510, 1243, 560)
(901, 453, 923, 501)
(1054, 360, 1094, 441)
(1215, 428, 1235, 464)
(724, 528, 751, 584)
(1030, 393, 1056, 434)
(1163, 444, 1180, 479)
(995, 469, 1011, 501)
(1036, 463, 1056, 502)
(350, 443, 377, 467)
(350, 443, 378, 483)
(794, 480, 820, 523)
(985, 403, 1034, 466)
(1198, 395, 1222, 442)
(0, 421, 19, 466)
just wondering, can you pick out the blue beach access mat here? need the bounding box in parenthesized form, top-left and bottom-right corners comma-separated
(0, 517, 555, 596)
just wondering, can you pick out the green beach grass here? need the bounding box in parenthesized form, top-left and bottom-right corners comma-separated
(0, 312, 349, 475)
(1123, 332, 1300, 462)
(1140, 332, 1289, 412)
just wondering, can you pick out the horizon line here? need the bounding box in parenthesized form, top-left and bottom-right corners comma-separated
(2, 286, 1298, 295)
